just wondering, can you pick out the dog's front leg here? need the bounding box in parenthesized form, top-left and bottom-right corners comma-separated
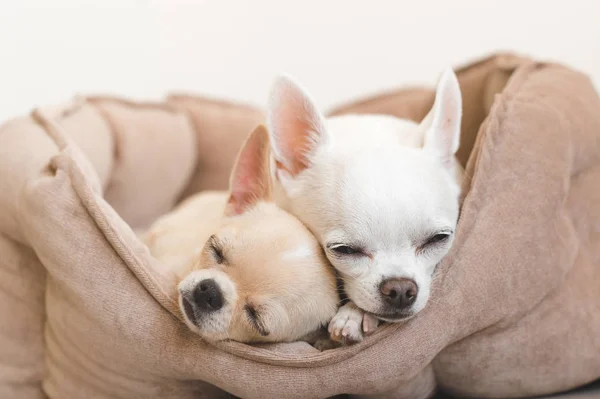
(328, 302, 380, 345)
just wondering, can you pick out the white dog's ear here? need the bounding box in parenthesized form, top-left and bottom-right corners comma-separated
(225, 125, 272, 216)
(267, 75, 327, 178)
(420, 67, 462, 168)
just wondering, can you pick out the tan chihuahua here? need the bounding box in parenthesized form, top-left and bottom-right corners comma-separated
(143, 125, 339, 345)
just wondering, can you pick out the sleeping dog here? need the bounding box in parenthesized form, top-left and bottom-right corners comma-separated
(144, 126, 339, 345)
(267, 68, 464, 343)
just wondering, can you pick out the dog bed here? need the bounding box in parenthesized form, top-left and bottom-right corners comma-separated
(0, 53, 599, 399)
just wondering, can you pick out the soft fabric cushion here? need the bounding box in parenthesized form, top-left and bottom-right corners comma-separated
(0, 97, 199, 398)
(167, 94, 265, 197)
(0, 235, 46, 399)
(0, 99, 115, 399)
(0, 54, 599, 399)
(89, 97, 198, 229)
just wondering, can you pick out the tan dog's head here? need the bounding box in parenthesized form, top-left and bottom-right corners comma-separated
(178, 126, 338, 343)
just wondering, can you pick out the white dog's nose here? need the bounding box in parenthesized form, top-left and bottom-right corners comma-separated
(380, 278, 417, 310)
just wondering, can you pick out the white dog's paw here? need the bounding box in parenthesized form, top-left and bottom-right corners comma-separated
(328, 302, 366, 345)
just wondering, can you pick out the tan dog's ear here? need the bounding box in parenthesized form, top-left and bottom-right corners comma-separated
(225, 125, 272, 216)
(267, 75, 328, 178)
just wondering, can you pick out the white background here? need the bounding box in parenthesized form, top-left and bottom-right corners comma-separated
(0, 0, 599, 122)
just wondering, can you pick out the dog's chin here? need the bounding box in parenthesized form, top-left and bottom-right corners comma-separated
(181, 316, 225, 342)
(368, 310, 416, 323)
(360, 303, 418, 322)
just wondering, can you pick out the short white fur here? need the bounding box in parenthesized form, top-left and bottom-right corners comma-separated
(267, 68, 463, 342)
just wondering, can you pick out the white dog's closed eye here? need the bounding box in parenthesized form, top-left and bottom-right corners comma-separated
(268, 67, 463, 344)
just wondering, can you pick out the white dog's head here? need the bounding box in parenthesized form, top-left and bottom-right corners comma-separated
(267, 69, 462, 321)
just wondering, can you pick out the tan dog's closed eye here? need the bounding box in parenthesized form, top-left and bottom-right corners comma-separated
(143, 125, 339, 346)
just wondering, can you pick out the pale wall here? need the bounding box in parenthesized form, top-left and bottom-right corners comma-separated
(0, 0, 598, 122)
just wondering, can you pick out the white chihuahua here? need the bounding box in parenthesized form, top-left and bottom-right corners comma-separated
(267, 69, 463, 344)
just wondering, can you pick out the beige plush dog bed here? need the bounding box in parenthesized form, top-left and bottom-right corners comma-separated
(0, 53, 599, 399)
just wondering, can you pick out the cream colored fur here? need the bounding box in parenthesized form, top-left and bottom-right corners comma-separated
(143, 126, 338, 344)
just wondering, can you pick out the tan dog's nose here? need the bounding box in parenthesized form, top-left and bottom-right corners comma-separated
(181, 279, 224, 325)
(193, 279, 224, 312)
(380, 278, 418, 310)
